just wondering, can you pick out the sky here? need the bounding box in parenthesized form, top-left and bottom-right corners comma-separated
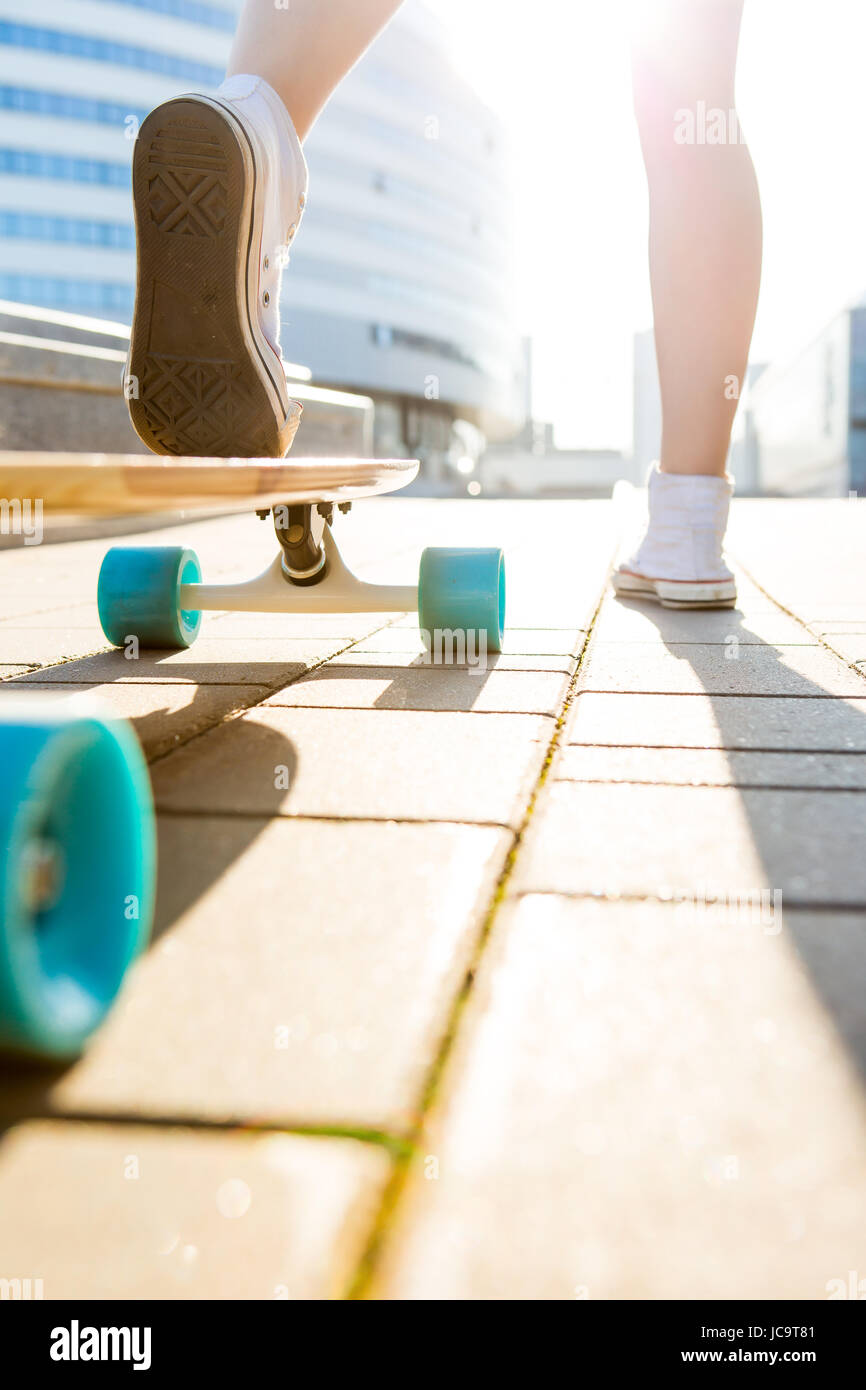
(425, 0, 866, 449)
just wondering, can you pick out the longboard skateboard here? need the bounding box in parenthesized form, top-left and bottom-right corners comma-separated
(0, 451, 506, 1058)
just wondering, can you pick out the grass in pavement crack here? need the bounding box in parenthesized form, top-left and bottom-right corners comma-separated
(345, 582, 611, 1299)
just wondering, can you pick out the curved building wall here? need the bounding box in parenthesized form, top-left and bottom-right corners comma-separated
(0, 0, 526, 448)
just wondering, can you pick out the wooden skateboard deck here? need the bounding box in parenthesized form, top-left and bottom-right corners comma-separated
(0, 452, 419, 518)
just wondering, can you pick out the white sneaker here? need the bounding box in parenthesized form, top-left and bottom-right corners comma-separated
(612, 464, 737, 608)
(127, 75, 308, 457)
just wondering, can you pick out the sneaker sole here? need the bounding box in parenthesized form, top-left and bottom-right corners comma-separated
(612, 571, 737, 609)
(127, 95, 301, 458)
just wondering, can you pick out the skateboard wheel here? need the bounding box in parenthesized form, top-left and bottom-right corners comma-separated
(0, 700, 155, 1057)
(98, 546, 202, 649)
(418, 547, 505, 655)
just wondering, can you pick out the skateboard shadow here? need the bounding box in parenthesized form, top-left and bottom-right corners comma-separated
(609, 595, 866, 1085)
(286, 653, 504, 711)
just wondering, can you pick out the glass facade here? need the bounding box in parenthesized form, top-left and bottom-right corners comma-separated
(0, 0, 526, 443)
(0, 22, 223, 85)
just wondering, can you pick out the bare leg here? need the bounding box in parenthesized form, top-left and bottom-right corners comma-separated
(228, 0, 404, 140)
(631, 0, 762, 476)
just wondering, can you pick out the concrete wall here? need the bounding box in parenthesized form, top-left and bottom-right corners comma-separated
(0, 303, 373, 456)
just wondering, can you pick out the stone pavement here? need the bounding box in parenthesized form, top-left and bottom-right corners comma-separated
(0, 495, 865, 1300)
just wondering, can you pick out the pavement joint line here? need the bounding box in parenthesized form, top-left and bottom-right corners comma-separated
(563, 742, 866, 753)
(0, 1110, 412, 1160)
(505, 887, 866, 912)
(261, 702, 563, 715)
(154, 808, 524, 831)
(730, 550, 866, 688)
(344, 561, 618, 1300)
(285, 661, 578, 673)
(142, 623, 406, 768)
(0, 599, 95, 625)
(553, 778, 866, 792)
(577, 689, 866, 699)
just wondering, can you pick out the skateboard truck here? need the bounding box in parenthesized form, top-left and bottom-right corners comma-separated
(273, 502, 328, 585)
(177, 517, 420, 616)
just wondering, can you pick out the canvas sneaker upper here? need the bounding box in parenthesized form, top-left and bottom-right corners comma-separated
(619, 463, 735, 582)
(215, 73, 308, 361)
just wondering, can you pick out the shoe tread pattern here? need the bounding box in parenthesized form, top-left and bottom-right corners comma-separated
(128, 98, 288, 457)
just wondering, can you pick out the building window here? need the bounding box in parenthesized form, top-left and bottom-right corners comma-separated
(0, 85, 148, 127)
(91, 0, 236, 33)
(0, 211, 135, 248)
(0, 21, 223, 85)
(0, 272, 133, 317)
(0, 148, 130, 186)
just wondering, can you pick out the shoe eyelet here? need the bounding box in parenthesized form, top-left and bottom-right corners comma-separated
(263, 290, 270, 306)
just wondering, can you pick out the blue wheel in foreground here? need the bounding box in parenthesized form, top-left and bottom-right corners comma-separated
(418, 547, 505, 656)
(98, 546, 202, 649)
(0, 699, 155, 1058)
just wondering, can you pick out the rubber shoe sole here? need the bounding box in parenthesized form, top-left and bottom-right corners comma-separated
(127, 95, 301, 458)
(612, 568, 737, 609)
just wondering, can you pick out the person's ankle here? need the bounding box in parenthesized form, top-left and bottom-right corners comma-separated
(658, 462, 730, 479)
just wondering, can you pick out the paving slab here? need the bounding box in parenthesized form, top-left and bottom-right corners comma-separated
(0, 1120, 387, 1300)
(0, 593, 97, 621)
(328, 648, 577, 674)
(567, 692, 866, 751)
(808, 621, 866, 635)
(20, 639, 342, 688)
(152, 706, 552, 827)
(0, 681, 272, 760)
(358, 628, 589, 658)
(353, 626, 587, 658)
(264, 665, 569, 715)
(0, 817, 510, 1133)
(728, 500, 866, 620)
(0, 627, 109, 666)
(592, 597, 815, 646)
(207, 611, 391, 640)
(815, 634, 866, 667)
(0, 603, 106, 631)
(803, 605, 866, 625)
(555, 745, 866, 790)
(511, 781, 866, 905)
(375, 896, 866, 1300)
(578, 642, 866, 697)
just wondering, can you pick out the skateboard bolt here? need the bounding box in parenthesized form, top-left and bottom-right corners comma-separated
(263, 255, 269, 270)
(263, 291, 270, 306)
(298, 192, 306, 209)
(288, 224, 296, 241)
(20, 837, 64, 915)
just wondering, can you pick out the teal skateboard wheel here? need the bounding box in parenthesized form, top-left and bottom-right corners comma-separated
(418, 547, 505, 655)
(0, 700, 155, 1058)
(98, 546, 202, 649)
